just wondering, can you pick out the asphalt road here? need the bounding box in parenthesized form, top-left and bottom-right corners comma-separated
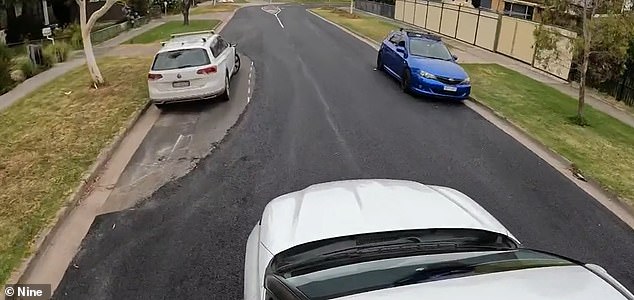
(55, 5, 634, 299)
(99, 55, 254, 214)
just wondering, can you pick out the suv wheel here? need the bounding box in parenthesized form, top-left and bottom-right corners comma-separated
(376, 52, 383, 71)
(220, 74, 230, 102)
(233, 53, 241, 75)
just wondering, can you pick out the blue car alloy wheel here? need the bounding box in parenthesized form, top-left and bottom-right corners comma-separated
(401, 69, 411, 93)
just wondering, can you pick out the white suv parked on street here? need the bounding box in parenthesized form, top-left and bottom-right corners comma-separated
(147, 30, 240, 108)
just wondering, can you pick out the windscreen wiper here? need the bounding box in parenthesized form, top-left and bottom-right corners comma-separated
(415, 55, 452, 61)
(276, 241, 513, 275)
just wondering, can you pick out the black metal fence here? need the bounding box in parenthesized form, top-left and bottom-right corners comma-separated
(605, 74, 634, 107)
(571, 65, 634, 107)
(355, 0, 395, 18)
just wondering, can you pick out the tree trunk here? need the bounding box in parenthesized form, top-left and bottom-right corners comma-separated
(578, 50, 589, 120)
(82, 30, 104, 84)
(78, 0, 104, 86)
(183, 0, 191, 25)
(577, 0, 593, 121)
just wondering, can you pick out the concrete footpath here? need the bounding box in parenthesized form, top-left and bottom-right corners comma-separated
(355, 9, 634, 128)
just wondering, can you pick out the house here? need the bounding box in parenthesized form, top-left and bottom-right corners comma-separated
(484, 0, 543, 21)
(0, 0, 125, 44)
(0, 0, 51, 44)
(439, 0, 543, 21)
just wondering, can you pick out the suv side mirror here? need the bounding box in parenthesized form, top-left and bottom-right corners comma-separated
(396, 46, 408, 58)
(452, 54, 458, 61)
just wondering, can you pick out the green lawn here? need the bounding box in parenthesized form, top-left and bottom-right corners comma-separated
(463, 64, 634, 206)
(0, 57, 151, 284)
(126, 20, 220, 44)
(311, 7, 396, 43)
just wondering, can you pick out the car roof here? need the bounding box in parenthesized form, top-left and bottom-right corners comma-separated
(335, 265, 632, 300)
(158, 31, 218, 53)
(392, 28, 442, 42)
(405, 30, 442, 41)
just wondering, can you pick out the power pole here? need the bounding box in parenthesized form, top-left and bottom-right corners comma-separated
(349, 0, 353, 14)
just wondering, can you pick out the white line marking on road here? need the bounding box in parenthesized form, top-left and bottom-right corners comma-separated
(248, 96, 251, 103)
(275, 12, 284, 28)
(169, 134, 192, 157)
(170, 134, 185, 155)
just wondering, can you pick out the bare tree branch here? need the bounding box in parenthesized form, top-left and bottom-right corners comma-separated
(86, 0, 118, 32)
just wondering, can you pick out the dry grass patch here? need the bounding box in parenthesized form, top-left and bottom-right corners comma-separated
(0, 57, 151, 284)
(311, 7, 397, 43)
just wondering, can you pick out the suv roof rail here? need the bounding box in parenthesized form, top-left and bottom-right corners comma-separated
(170, 30, 215, 38)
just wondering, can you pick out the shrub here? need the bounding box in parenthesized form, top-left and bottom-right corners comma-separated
(153, 0, 183, 13)
(10, 69, 26, 82)
(43, 42, 71, 63)
(11, 55, 37, 78)
(62, 24, 83, 49)
(0, 44, 13, 94)
(41, 48, 56, 67)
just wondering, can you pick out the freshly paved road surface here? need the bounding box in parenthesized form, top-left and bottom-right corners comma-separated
(54, 5, 634, 299)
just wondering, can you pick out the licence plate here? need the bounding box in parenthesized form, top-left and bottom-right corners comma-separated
(172, 81, 190, 88)
(443, 85, 458, 92)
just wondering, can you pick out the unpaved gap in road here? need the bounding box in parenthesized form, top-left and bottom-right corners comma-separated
(54, 5, 634, 299)
(101, 55, 254, 213)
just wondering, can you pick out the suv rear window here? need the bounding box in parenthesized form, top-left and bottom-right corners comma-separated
(152, 48, 210, 71)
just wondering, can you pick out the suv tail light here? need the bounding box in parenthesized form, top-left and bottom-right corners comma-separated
(197, 66, 217, 75)
(148, 73, 163, 80)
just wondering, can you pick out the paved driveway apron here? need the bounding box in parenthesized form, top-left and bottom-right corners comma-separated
(54, 5, 634, 299)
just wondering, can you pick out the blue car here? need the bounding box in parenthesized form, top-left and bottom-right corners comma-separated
(377, 29, 471, 100)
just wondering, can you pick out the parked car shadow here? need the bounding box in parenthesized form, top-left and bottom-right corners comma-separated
(157, 100, 225, 113)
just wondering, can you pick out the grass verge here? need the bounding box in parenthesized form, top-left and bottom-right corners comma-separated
(311, 7, 396, 43)
(191, 3, 238, 14)
(126, 20, 220, 44)
(463, 64, 634, 206)
(0, 57, 151, 284)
